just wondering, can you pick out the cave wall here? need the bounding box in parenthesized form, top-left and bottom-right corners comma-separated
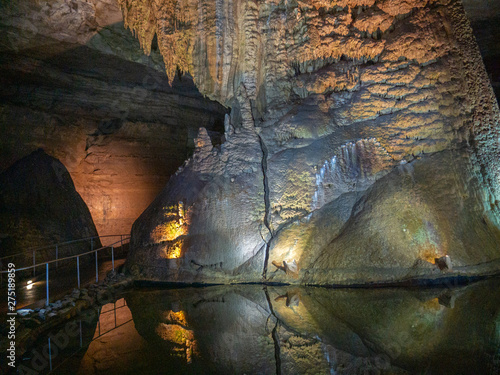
(123, 0, 500, 285)
(0, 0, 228, 245)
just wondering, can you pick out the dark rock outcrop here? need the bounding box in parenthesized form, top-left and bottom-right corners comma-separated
(0, 150, 100, 267)
(125, 0, 500, 285)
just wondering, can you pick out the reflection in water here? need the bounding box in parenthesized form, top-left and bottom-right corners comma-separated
(155, 310, 197, 364)
(26, 279, 500, 374)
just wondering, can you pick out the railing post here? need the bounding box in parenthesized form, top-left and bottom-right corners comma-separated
(33, 250, 36, 277)
(98, 307, 101, 336)
(55, 244, 58, 269)
(79, 320, 83, 348)
(77, 256, 80, 288)
(48, 337, 53, 371)
(45, 263, 49, 306)
(111, 246, 115, 271)
(95, 250, 98, 283)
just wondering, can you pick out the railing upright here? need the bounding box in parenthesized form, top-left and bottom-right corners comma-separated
(111, 246, 115, 271)
(79, 320, 83, 348)
(77, 256, 81, 288)
(95, 251, 99, 283)
(48, 337, 53, 371)
(45, 263, 49, 306)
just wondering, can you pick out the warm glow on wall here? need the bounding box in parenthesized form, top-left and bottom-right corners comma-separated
(152, 221, 186, 243)
(151, 202, 191, 256)
(161, 239, 184, 259)
(420, 247, 442, 264)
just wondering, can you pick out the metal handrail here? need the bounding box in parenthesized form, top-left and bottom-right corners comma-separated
(0, 234, 130, 260)
(0, 237, 130, 273)
(0, 236, 130, 306)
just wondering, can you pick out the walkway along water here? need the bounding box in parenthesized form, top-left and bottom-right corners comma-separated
(0, 235, 130, 314)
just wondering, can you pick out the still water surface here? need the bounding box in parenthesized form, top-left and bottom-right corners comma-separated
(21, 279, 500, 374)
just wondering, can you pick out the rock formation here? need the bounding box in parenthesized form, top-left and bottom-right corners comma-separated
(0, 0, 228, 244)
(125, 0, 500, 285)
(462, 0, 500, 101)
(0, 150, 99, 267)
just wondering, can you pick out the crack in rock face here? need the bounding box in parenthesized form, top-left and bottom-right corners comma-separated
(122, 0, 500, 285)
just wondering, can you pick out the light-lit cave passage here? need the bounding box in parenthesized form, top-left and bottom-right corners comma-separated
(0, 0, 229, 249)
(1, 0, 500, 374)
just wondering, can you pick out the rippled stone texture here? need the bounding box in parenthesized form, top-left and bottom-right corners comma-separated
(462, 0, 500, 101)
(125, 0, 500, 285)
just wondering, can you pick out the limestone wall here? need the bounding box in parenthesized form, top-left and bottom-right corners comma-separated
(124, 0, 500, 284)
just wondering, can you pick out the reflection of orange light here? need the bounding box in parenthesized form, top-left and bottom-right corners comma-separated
(423, 298, 442, 312)
(164, 310, 188, 326)
(155, 314, 198, 363)
(156, 323, 194, 344)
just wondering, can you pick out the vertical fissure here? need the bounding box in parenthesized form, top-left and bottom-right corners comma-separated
(258, 134, 273, 279)
(264, 287, 282, 375)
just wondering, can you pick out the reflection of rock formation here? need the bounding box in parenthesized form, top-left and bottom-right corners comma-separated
(119, 281, 500, 374)
(125, 0, 500, 285)
(126, 287, 278, 374)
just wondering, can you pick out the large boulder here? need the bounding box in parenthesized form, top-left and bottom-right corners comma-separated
(0, 150, 100, 268)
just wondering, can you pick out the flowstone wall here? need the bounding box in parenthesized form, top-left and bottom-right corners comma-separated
(123, 0, 500, 285)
